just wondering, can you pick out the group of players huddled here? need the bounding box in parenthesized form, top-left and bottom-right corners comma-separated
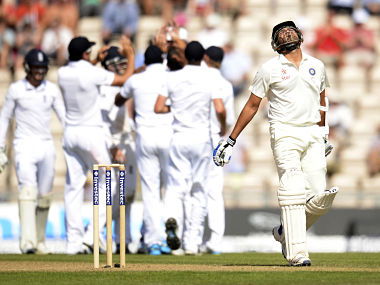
(0, 23, 234, 257)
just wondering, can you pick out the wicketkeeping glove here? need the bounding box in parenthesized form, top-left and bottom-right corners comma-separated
(324, 137, 333, 157)
(213, 137, 236, 167)
(0, 147, 8, 174)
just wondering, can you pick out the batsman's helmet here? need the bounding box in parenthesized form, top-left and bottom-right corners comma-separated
(271, 21, 303, 54)
(23, 48, 49, 73)
(101, 46, 127, 74)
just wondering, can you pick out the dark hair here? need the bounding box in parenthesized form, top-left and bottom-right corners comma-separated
(68, 36, 95, 61)
(184, 41, 205, 63)
(144, 45, 163, 65)
(205, 46, 224, 63)
(167, 47, 185, 71)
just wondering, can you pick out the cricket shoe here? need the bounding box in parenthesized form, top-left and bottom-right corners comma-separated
(24, 248, 37, 254)
(289, 255, 312, 267)
(116, 243, 131, 254)
(171, 248, 185, 256)
(148, 244, 162, 256)
(184, 249, 201, 256)
(81, 243, 94, 254)
(165, 218, 181, 250)
(199, 244, 221, 255)
(137, 242, 148, 254)
(272, 225, 286, 259)
(36, 242, 51, 255)
(160, 241, 171, 254)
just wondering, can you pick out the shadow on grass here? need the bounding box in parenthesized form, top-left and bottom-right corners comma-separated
(223, 264, 288, 267)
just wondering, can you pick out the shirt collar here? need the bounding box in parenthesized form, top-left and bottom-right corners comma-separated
(184, 64, 202, 70)
(23, 78, 47, 91)
(68, 59, 92, 67)
(146, 63, 165, 71)
(208, 66, 221, 74)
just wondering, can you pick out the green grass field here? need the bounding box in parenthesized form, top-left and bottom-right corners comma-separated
(1, 253, 380, 285)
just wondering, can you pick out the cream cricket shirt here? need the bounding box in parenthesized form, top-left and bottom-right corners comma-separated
(249, 53, 329, 126)
(0, 79, 65, 148)
(120, 63, 172, 130)
(208, 67, 235, 136)
(58, 60, 115, 127)
(165, 65, 220, 138)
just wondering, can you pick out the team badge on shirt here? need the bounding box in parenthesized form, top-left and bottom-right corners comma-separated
(309, 68, 316, 76)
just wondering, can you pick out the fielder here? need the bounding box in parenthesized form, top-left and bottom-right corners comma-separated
(58, 36, 134, 254)
(213, 21, 338, 266)
(155, 41, 226, 255)
(99, 46, 137, 254)
(115, 45, 173, 255)
(0, 49, 65, 254)
(201, 46, 235, 254)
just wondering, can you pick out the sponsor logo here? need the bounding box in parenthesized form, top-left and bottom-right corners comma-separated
(281, 68, 290, 80)
(309, 68, 316, 76)
(119, 171, 125, 206)
(106, 170, 112, 205)
(93, 171, 99, 205)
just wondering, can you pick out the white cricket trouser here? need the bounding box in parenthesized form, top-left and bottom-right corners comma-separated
(270, 122, 326, 261)
(136, 127, 172, 247)
(63, 125, 114, 254)
(204, 134, 225, 252)
(164, 132, 212, 252)
(270, 123, 327, 199)
(14, 138, 56, 253)
(14, 138, 56, 196)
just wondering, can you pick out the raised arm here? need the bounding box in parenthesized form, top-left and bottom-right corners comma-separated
(112, 36, 135, 86)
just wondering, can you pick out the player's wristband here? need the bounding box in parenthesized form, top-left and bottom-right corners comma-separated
(227, 136, 236, 146)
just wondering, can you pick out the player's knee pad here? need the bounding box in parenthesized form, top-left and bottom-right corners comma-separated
(278, 168, 306, 207)
(281, 204, 308, 262)
(18, 186, 38, 201)
(306, 186, 339, 216)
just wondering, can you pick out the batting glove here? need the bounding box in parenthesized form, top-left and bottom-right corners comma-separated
(0, 147, 8, 174)
(213, 137, 236, 167)
(324, 137, 333, 157)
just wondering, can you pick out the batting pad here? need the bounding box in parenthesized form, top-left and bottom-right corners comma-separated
(36, 194, 52, 247)
(278, 169, 307, 206)
(306, 187, 339, 229)
(281, 204, 308, 262)
(19, 186, 38, 253)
